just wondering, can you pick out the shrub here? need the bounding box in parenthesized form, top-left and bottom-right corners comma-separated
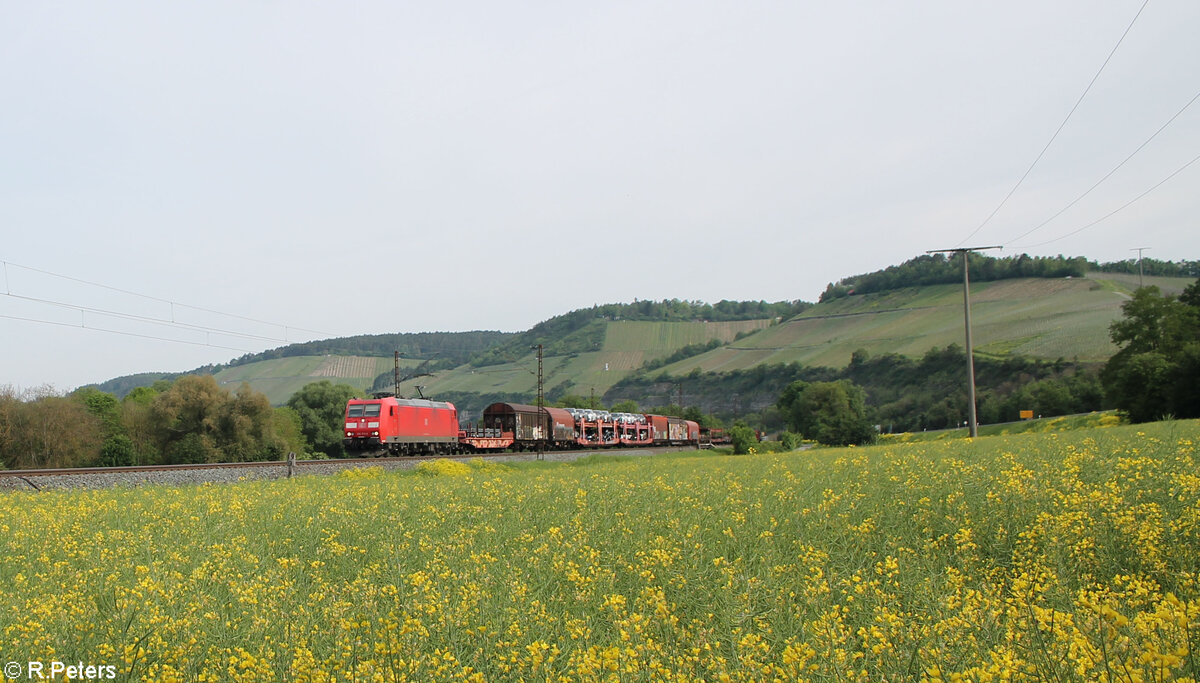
(99, 434, 136, 467)
(730, 425, 757, 455)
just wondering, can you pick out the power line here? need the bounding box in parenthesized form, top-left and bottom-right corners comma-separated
(2, 291, 298, 344)
(0, 259, 333, 338)
(0, 312, 253, 353)
(1006, 87, 1200, 245)
(1015, 148, 1200, 248)
(956, 0, 1151, 247)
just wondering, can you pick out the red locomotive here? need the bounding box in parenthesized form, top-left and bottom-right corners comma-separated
(343, 396, 460, 455)
(343, 398, 700, 455)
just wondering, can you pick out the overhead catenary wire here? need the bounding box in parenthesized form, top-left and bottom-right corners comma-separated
(2, 291, 301, 345)
(956, 0, 1151, 247)
(0, 259, 332, 339)
(0, 312, 253, 353)
(1006, 87, 1200, 245)
(1015, 148, 1200, 248)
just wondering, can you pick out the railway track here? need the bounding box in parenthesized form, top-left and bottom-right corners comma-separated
(0, 446, 692, 491)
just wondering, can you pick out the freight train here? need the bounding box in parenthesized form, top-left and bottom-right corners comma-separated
(343, 396, 700, 455)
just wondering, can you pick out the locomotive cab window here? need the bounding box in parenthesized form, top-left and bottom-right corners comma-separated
(347, 405, 365, 418)
(364, 404, 382, 417)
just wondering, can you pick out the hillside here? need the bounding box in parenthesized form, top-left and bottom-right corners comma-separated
(91, 268, 1196, 414)
(93, 331, 512, 400)
(419, 319, 773, 396)
(649, 272, 1191, 377)
(351, 271, 1195, 420)
(211, 318, 775, 406)
(210, 355, 422, 403)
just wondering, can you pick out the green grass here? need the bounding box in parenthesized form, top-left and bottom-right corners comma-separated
(879, 410, 1124, 443)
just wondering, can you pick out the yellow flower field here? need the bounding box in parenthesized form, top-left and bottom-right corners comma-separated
(1, 421, 1198, 681)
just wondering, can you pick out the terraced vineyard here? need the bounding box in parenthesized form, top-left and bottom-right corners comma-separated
(370, 320, 775, 401)
(211, 356, 414, 403)
(654, 273, 1192, 376)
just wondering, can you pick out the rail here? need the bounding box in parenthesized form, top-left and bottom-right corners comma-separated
(0, 445, 693, 483)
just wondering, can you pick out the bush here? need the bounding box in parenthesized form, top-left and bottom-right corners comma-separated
(730, 425, 758, 455)
(778, 380, 876, 446)
(99, 434, 136, 467)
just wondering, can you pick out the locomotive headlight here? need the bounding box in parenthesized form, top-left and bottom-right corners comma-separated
(372, 431, 379, 436)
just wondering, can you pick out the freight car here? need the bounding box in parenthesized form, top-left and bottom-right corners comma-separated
(343, 397, 701, 455)
(459, 402, 699, 452)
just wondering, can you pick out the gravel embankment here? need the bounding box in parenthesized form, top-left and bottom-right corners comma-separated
(0, 448, 666, 492)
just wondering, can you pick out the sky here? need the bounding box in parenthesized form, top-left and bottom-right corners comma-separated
(2, 1, 1198, 392)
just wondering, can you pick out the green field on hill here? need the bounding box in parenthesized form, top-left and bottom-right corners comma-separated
(402, 320, 772, 401)
(211, 355, 415, 403)
(652, 273, 1190, 377)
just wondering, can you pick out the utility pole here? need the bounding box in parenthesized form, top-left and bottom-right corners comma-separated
(926, 245, 1002, 438)
(533, 344, 544, 460)
(1131, 247, 1150, 288)
(394, 351, 401, 397)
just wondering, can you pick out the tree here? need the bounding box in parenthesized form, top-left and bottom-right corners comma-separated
(777, 379, 876, 446)
(98, 434, 136, 467)
(1108, 287, 1177, 354)
(609, 399, 641, 414)
(151, 375, 227, 462)
(120, 388, 162, 465)
(75, 387, 123, 436)
(286, 380, 361, 458)
(681, 406, 711, 427)
(151, 375, 300, 463)
(729, 423, 757, 454)
(0, 387, 102, 469)
(1102, 281, 1200, 422)
(1104, 352, 1172, 423)
(75, 387, 132, 467)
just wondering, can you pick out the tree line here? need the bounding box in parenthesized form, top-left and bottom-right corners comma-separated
(820, 253, 1091, 302)
(1, 376, 306, 470)
(819, 254, 1200, 304)
(227, 331, 514, 368)
(1092, 257, 1200, 278)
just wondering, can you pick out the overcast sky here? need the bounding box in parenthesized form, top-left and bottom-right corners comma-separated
(2, 1, 1198, 391)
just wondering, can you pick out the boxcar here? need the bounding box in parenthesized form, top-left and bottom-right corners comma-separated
(481, 402, 546, 445)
